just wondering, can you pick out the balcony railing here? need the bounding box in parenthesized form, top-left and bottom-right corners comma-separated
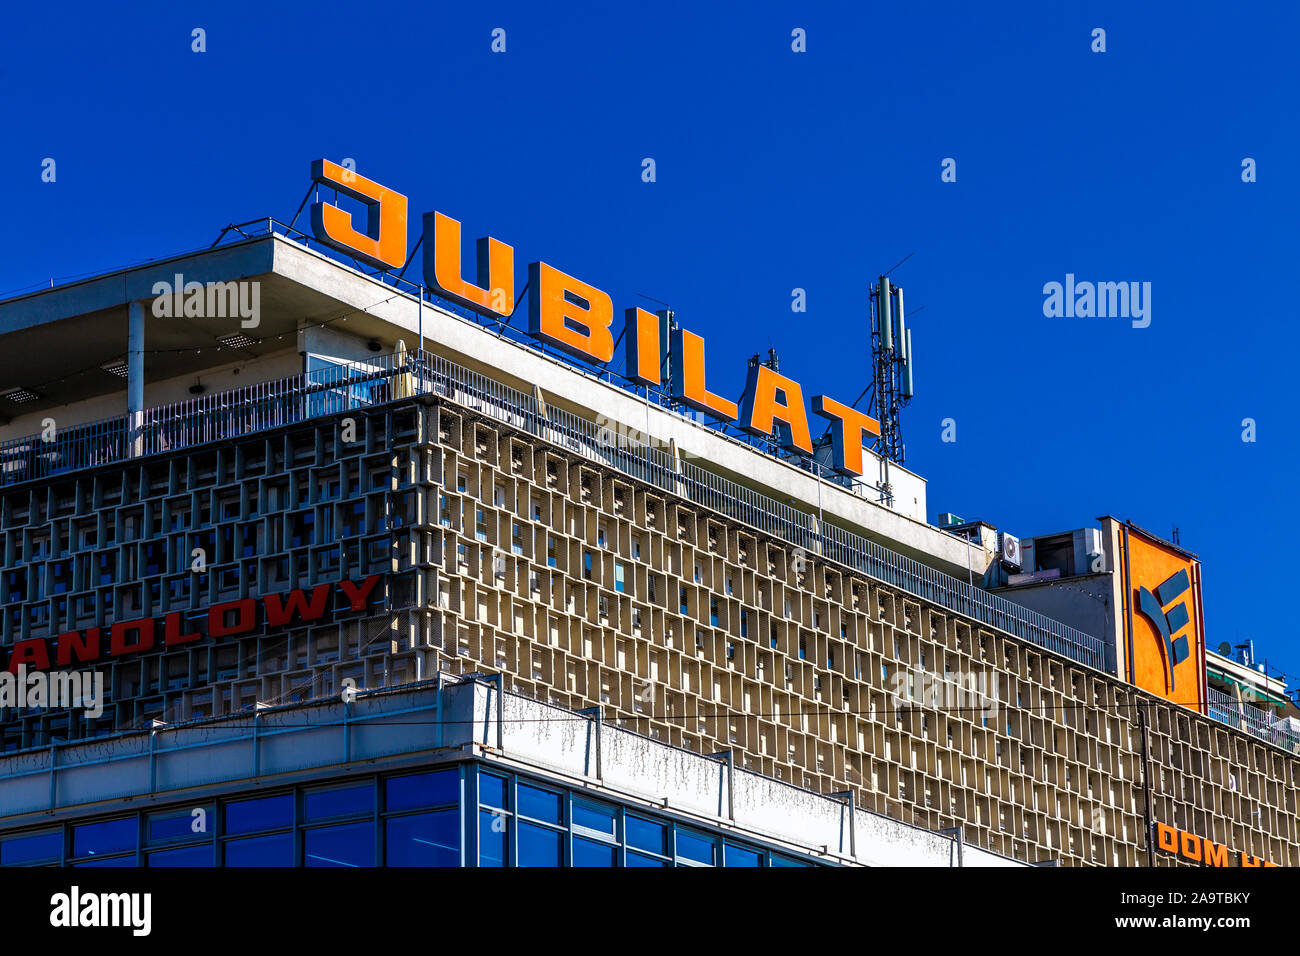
(0, 349, 1107, 675)
(1206, 685, 1300, 754)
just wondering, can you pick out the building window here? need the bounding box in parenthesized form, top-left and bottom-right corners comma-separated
(386, 810, 458, 867)
(626, 816, 670, 867)
(304, 821, 375, 867)
(72, 818, 136, 861)
(724, 843, 764, 867)
(224, 793, 293, 835)
(675, 830, 716, 867)
(147, 806, 213, 845)
(0, 830, 61, 866)
(225, 833, 293, 867)
(516, 782, 564, 868)
(149, 844, 214, 866)
(478, 772, 510, 867)
(572, 799, 617, 867)
(1033, 533, 1075, 576)
(303, 783, 374, 821)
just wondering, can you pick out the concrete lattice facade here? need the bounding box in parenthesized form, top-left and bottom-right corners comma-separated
(2, 392, 1298, 866)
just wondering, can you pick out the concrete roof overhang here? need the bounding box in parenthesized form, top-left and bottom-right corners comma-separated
(0, 235, 412, 421)
(0, 230, 988, 582)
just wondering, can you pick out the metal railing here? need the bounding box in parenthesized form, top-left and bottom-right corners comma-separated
(1206, 685, 1300, 753)
(213, 218, 897, 507)
(0, 348, 1106, 674)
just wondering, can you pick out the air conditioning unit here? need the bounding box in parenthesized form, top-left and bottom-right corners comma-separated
(999, 532, 1023, 571)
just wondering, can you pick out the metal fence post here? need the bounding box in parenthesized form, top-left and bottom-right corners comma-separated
(578, 706, 602, 781)
(710, 751, 734, 822)
(940, 826, 964, 867)
(831, 791, 857, 859)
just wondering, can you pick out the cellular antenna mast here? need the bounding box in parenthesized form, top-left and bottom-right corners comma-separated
(868, 276, 916, 464)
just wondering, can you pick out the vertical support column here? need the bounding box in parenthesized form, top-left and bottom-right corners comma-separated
(127, 299, 145, 457)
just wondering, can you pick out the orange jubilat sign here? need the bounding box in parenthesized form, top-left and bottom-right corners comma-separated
(310, 160, 409, 272)
(1155, 823, 1277, 867)
(308, 161, 885, 478)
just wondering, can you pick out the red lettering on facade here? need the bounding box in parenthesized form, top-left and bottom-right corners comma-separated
(110, 618, 155, 656)
(339, 575, 381, 612)
(208, 598, 257, 638)
(56, 628, 101, 667)
(264, 584, 332, 627)
(7, 577, 379, 674)
(164, 612, 203, 647)
(7, 637, 51, 673)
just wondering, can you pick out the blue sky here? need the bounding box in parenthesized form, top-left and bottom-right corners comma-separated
(3, 1, 1297, 682)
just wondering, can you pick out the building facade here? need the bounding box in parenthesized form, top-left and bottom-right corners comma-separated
(0, 175, 1296, 866)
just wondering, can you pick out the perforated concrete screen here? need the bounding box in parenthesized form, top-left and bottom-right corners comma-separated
(2, 394, 1297, 866)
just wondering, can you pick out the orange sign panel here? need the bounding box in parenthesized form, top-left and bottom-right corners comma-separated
(1155, 823, 1277, 867)
(1124, 528, 1206, 712)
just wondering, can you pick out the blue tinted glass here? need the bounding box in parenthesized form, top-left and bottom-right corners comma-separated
(724, 843, 763, 867)
(386, 770, 458, 811)
(517, 784, 561, 824)
(479, 773, 508, 809)
(305, 821, 375, 867)
(572, 802, 615, 836)
(771, 854, 814, 867)
(73, 818, 136, 858)
(626, 816, 667, 855)
(386, 810, 458, 866)
(225, 833, 293, 866)
(148, 808, 209, 844)
(303, 784, 374, 821)
(518, 821, 562, 867)
(676, 831, 715, 865)
(149, 844, 214, 866)
(225, 794, 292, 835)
(627, 851, 669, 867)
(1, 830, 62, 865)
(73, 855, 135, 867)
(479, 810, 506, 867)
(573, 837, 616, 867)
